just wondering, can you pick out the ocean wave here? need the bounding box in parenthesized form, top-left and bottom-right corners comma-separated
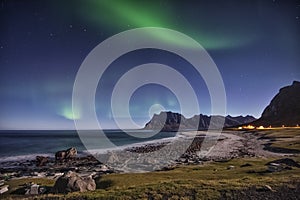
(83, 132, 186, 155)
(0, 153, 53, 163)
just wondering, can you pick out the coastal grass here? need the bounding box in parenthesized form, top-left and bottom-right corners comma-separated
(254, 128, 300, 152)
(4, 156, 300, 199)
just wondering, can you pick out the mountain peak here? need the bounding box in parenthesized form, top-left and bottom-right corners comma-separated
(253, 80, 300, 126)
(292, 80, 300, 85)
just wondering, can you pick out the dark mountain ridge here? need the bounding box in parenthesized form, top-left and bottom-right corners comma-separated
(144, 111, 256, 131)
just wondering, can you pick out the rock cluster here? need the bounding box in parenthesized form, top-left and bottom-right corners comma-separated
(0, 149, 113, 181)
(126, 142, 169, 153)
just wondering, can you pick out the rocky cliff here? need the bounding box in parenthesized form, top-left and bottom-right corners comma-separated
(253, 81, 300, 126)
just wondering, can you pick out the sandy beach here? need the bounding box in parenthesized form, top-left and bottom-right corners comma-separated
(0, 130, 291, 179)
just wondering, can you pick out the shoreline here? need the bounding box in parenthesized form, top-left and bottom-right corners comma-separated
(0, 130, 294, 181)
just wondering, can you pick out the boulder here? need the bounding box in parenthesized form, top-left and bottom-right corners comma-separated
(25, 183, 46, 195)
(52, 171, 96, 193)
(227, 165, 235, 170)
(55, 147, 77, 161)
(25, 184, 39, 195)
(256, 184, 276, 192)
(36, 156, 49, 167)
(0, 185, 9, 194)
(267, 163, 283, 172)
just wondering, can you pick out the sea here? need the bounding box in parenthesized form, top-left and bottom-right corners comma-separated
(0, 130, 178, 162)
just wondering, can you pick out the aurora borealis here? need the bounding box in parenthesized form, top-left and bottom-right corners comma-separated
(80, 0, 254, 49)
(0, 0, 299, 129)
(79, 0, 255, 49)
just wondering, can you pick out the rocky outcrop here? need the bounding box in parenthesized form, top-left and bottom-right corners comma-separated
(144, 111, 256, 131)
(36, 156, 49, 167)
(52, 171, 96, 193)
(55, 147, 77, 161)
(254, 81, 300, 126)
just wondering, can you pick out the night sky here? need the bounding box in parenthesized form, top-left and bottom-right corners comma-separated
(0, 0, 299, 130)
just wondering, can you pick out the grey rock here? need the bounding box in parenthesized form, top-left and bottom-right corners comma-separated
(267, 163, 283, 172)
(227, 165, 235, 170)
(55, 147, 77, 161)
(25, 183, 47, 195)
(25, 184, 39, 195)
(36, 156, 49, 167)
(0, 185, 9, 194)
(52, 171, 96, 193)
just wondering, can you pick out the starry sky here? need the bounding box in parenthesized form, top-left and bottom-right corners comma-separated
(0, 0, 299, 130)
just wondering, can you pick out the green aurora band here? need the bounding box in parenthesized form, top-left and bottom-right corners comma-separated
(78, 0, 256, 49)
(58, 106, 81, 120)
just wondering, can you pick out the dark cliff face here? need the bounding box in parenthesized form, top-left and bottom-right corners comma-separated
(254, 81, 300, 126)
(144, 111, 256, 131)
(144, 112, 188, 131)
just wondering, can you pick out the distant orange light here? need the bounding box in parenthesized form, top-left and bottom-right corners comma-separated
(242, 125, 255, 129)
(257, 126, 264, 129)
(238, 127, 243, 130)
(282, 125, 285, 128)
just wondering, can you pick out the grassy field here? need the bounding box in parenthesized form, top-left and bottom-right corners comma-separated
(2, 129, 300, 199)
(253, 128, 300, 152)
